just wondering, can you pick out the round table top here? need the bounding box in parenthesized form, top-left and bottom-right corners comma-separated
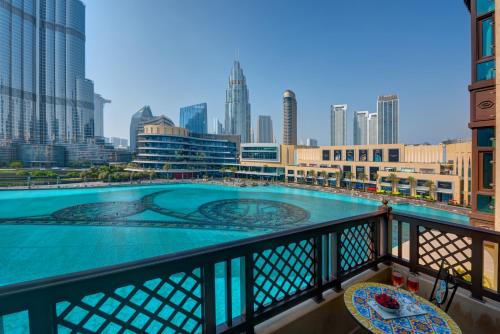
(344, 282, 461, 334)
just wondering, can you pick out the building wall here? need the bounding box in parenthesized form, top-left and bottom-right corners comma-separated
(377, 95, 399, 144)
(225, 61, 251, 143)
(180, 103, 207, 134)
(257, 115, 273, 143)
(330, 105, 347, 146)
(283, 90, 297, 145)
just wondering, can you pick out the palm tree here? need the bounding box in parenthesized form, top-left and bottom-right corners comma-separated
(162, 163, 171, 179)
(344, 171, 352, 189)
(407, 176, 416, 197)
(320, 171, 327, 187)
(387, 173, 400, 194)
(335, 170, 342, 188)
(358, 172, 368, 191)
(308, 170, 316, 185)
(424, 180, 436, 200)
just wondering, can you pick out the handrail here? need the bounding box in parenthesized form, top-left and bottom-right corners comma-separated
(1, 208, 499, 333)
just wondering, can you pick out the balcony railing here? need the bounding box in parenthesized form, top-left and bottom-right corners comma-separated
(0, 207, 499, 333)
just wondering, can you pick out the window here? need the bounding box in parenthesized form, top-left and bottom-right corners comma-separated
(369, 167, 379, 181)
(480, 17, 494, 58)
(477, 60, 495, 81)
(477, 0, 495, 16)
(437, 182, 452, 190)
(388, 149, 400, 162)
(481, 152, 493, 189)
(477, 127, 495, 147)
(334, 150, 342, 161)
(477, 194, 494, 214)
(346, 150, 354, 161)
(359, 149, 368, 162)
(373, 149, 383, 162)
(322, 150, 330, 161)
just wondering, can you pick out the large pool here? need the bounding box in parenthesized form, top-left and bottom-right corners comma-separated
(0, 184, 469, 286)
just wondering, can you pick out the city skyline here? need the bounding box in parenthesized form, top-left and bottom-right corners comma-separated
(85, 0, 470, 145)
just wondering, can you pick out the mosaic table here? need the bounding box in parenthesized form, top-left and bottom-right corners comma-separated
(344, 282, 461, 334)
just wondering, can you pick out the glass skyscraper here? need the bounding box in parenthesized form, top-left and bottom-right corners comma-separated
(330, 104, 347, 146)
(0, 0, 95, 145)
(257, 115, 273, 143)
(353, 111, 368, 145)
(225, 61, 251, 143)
(377, 95, 399, 144)
(180, 103, 207, 134)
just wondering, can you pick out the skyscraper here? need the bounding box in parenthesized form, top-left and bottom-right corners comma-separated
(257, 115, 273, 143)
(283, 90, 297, 145)
(330, 105, 347, 146)
(377, 95, 399, 144)
(180, 103, 207, 134)
(0, 0, 95, 145)
(306, 138, 318, 147)
(368, 113, 378, 145)
(129, 106, 155, 152)
(213, 118, 223, 134)
(94, 94, 111, 138)
(225, 61, 251, 143)
(353, 111, 368, 145)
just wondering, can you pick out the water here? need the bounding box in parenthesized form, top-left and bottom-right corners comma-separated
(0, 184, 468, 286)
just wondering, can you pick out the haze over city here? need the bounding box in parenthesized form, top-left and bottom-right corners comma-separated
(85, 0, 471, 145)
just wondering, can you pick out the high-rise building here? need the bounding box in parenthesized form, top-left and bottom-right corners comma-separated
(330, 105, 347, 146)
(306, 138, 318, 147)
(283, 90, 297, 145)
(129, 106, 155, 152)
(225, 61, 251, 143)
(0, 0, 95, 145)
(94, 94, 111, 138)
(180, 103, 207, 134)
(353, 111, 368, 145)
(377, 95, 399, 144)
(257, 115, 273, 143)
(368, 113, 378, 145)
(213, 118, 223, 134)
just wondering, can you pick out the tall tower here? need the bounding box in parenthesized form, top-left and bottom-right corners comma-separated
(377, 95, 399, 144)
(0, 0, 95, 145)
(94, 94, 111, 138)
(257, 115, 273, 143)
(330, 105, 347, 146)
(225, 61, 251, 143)
(129, 106, 154, 152)
(180, 103, 207, 134)
(283, 90, 297, 145)
(353, 111, 368, 145)
(368, 113, 378, 145)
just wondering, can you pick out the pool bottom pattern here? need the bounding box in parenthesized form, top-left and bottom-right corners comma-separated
(0, 190, 311, 232)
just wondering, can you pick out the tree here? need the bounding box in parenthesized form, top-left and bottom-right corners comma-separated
(9, 161, 23, 169)
(344, 171, 352, 189)
(407, 176, 416, 197)
(320, 171, 327, 186)
(335, 171, 342, 188)
(162, 163, 171, 179)
(387, 173, 400, 194)
(358, 172, 368, 191)
(308, 170, 316, 185)
(424, 180, 436, 200)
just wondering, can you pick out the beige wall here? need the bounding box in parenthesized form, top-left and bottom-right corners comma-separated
(143, 124, 189, 136)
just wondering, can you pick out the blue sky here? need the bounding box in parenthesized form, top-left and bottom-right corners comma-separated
(85, 0, 471, 145)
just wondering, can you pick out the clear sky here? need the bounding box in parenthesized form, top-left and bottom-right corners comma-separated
(85, 0, 471, 145)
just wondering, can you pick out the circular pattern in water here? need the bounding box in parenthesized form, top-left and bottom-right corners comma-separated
(198, 199, 309, 226)
(51, 201, 146, 221)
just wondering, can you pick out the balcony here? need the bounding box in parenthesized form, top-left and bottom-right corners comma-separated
(0, 208, 499, 333)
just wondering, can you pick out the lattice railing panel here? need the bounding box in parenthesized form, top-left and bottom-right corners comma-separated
(418, 226, 472, 281)
(56, 269, 203, 333)
(253, 239, 315, 313)
(340, 223, 375, 274)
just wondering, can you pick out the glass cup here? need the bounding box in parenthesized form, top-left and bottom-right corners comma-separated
(392, 269, 405, 288)
(407, 272, 420, 293)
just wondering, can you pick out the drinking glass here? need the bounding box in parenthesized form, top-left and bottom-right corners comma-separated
(407, 272, 420, 293)
(392, 269, 405, 288)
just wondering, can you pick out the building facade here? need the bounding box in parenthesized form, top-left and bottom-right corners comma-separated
(129, 106, 155, 152)
(225, 61, 251, 143)
(213, 118, 223, 135)
(130, 118, 238, 178)
(368, 113, 378, 145)
(94, 94, 111, 138)
(0, 0, 95, 146)
(283, 90, 297, 145)
(180, 103, 207, 134)
(353, 111, 368, 145)
(330, 105, 347, 146)
(465, 0, 497, 228)
(306, 138, 318, 147)
(377, 95, 399, 144)
(257, 115, 273, 143)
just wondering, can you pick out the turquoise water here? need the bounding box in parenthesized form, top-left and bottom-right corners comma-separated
(0, 184, 469, 286)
